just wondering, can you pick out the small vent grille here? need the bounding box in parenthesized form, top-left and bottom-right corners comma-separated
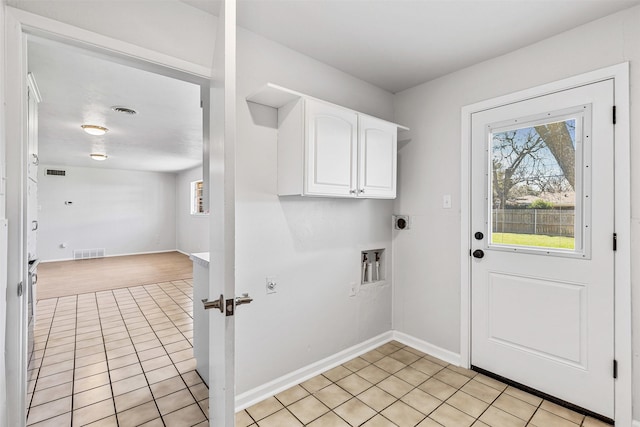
(111, 106, 137, 115)
(46, 169, 66, 176)
(73, 248, 105, 260)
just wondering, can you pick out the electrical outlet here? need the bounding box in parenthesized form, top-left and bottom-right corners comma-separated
(349, 282, 359, 297)
(266, 277, 277, 294)
(443, 194, 452, 209)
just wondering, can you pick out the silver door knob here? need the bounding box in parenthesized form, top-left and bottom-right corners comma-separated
(235, 293, 253, 307)
(359, 189, 365, 194)
(202, 294, 224, 313)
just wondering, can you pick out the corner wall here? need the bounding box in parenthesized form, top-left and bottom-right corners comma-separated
(392, 5, 640, 420)
(176, 165, 208, 255)
(37, 165, 177, 261)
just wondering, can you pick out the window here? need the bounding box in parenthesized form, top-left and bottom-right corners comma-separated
(487, 105, 590, 256)
(190, 180, 206, 215)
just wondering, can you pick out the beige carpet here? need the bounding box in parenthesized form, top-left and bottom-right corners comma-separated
(37, 251, 194, 300)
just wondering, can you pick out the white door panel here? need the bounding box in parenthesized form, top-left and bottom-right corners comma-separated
(471, 80, 614, 417)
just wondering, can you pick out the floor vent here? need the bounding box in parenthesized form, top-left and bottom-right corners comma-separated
(46, 169, 66, 176)
(73, 248, 106, 260)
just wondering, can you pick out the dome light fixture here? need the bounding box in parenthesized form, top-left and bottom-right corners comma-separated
(81, 124, 109, 136)
(89, 153, 108, 161)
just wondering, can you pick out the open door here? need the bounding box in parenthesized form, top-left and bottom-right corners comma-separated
(205, 1, 247, 426)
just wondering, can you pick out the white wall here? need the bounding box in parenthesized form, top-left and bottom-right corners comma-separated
(234, 27, 395, 394)
(392, 5, 640, 420)
(176, 165, 209, 254)
(37, 165, 177, 261)
(0, 0, 7, 423)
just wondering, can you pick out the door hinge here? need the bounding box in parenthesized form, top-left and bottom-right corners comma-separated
(17, 282, 23, 297)
(613, 359, 618, 379)
(469, 249, 472, 257)
(612, 106, 617, 125)
(200, 100, 203, 109)
(613, 233, 617, 251)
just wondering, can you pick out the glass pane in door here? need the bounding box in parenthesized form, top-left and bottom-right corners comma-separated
(490, 117, 579, 251)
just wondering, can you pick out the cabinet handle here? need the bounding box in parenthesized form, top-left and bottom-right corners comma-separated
(31, 154, 39, 166)
(31, 221, 38, 231)
(349, 189, 356, 194)
(359, 189, 365, 194)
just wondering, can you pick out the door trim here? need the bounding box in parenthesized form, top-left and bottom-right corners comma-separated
(460, 63, 630, 426)
(4, 7, 213, 426)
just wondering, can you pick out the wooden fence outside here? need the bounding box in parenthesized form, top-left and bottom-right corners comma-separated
(493, 209, 575, 237)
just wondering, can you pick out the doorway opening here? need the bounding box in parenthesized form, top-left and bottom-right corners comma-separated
(16, 30, 212, 426)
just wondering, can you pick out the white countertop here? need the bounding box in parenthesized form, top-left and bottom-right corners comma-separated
(190, 252, 210, 267)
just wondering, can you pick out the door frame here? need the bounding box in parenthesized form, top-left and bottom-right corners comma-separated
(4, 6, 215, 426)
(460, 63, 631, 425)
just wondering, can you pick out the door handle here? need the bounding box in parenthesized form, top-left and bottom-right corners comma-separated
(31, 154, 39, 166)
(472, 249, 485, 259)
(235, 293, 253, 307)
(202, 294, 224, 313)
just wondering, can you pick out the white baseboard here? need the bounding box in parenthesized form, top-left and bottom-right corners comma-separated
(392, 331, 461, 366)
(235, 331, 394, 411)
(234, 330, 464, 411)
(40, 249, 182, 263)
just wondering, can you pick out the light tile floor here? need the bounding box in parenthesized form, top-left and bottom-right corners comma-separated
(27, 279, 611, 427)
(27, 279, 209, 426)
(239, 341, 611, 427)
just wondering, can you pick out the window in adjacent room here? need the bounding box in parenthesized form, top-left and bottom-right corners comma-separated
(190, 180, 206, 215)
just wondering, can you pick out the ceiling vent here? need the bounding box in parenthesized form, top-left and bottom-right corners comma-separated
(46, 169, 66, 176)
(111, 106, 137, 115)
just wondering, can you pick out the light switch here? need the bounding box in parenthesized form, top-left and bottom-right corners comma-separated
(443, 195, 452, 209)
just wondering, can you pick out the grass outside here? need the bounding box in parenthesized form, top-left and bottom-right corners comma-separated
(492, 232, 575, 250)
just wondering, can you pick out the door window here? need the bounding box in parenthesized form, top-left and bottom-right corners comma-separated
(487, 106, 591, 257)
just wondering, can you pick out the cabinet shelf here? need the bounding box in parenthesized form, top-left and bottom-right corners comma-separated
(247, 82, 409, 131)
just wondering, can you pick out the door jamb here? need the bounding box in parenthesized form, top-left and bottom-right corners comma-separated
(459, 63, 631, 426)
(4, 7, 213, 426)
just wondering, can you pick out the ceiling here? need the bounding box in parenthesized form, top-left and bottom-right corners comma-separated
(184, 0, 640, 93)
(28, 36, 203, 173)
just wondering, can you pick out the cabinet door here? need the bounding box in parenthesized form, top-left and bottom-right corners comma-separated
(27, 83, 39, 183)
(27, 179, 38, 261)
(358, 115, 397, 198)
(305, 99, 358, 196)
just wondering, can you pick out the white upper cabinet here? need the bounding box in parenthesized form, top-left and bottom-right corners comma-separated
(275, 96, 402, 199)
(358, 115, 397, 199)
(247, 83, 407, 199)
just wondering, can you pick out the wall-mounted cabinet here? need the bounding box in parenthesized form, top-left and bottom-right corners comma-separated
(247, 83, 406, 199)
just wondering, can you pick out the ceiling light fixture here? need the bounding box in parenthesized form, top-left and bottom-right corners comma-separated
(89, 153, 108, 161)
(81, 124, 109, 136)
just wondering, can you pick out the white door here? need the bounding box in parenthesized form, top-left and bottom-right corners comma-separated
(207, 0, 240, 426)
(305, 99, 358, 197)
(358, 115, 397, 199)
(471, 80, 615, 418)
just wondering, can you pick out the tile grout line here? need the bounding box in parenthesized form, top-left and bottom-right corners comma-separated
(95, 290, 121, 427)
(130, 283, 208, 421)
(25, 297, 59, 425)
(113, 286, 167, 427)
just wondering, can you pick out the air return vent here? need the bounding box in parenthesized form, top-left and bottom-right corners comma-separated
(73, 248, 105, 260)
(46, 169, 66, 176)
(111, 106, 137, 115)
